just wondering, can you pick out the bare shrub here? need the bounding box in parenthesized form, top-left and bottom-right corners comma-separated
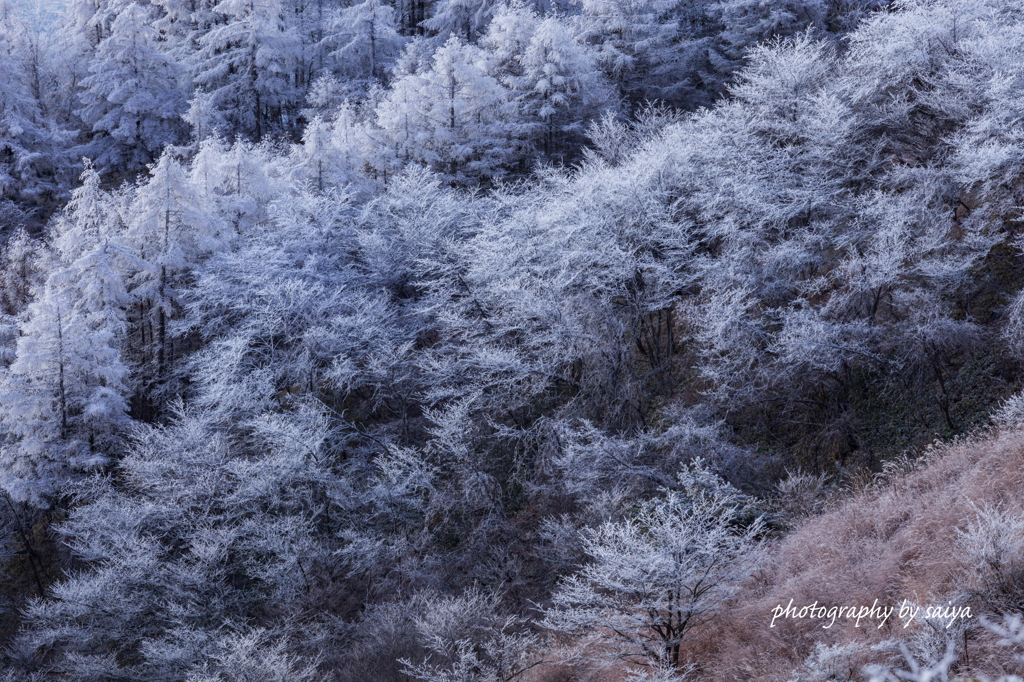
(185, 630, 323, 682)
(773, 469, 831, 523)
(956, 504, 1024, 613)
(333, 595, 434, 682)
(865, 611, 1024, 682)
(991, 390, 1024, 430)
(338, 589, 544, 682)
(401, 615, 541, 682)
(864, 641, 958, 682)
(787, 642, 873, 682)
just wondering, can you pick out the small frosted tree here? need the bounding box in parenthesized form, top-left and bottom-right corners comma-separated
(182, 88, 225, 145)
(542, 464, 765, 669)
(0, 226, 42, 317)
(288, 108, 363, 192)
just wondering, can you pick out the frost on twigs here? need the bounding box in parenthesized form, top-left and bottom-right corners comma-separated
(863, 641, 959, 682)
(541, 464, 765, 671)
(787, 641, 873, 682)
(991, 390, 1024, 431)
(956, 503, 1024, 613)
(399, 589, 544, 682)
(862, 608, 1024, 682)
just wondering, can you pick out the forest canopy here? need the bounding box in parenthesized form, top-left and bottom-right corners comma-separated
(3, 0, 1024, 680)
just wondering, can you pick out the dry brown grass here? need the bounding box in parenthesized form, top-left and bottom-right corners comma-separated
(678, 428, 1024, 681)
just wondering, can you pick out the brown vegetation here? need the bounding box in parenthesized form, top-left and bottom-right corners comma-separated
(681, 427, 1024, 681)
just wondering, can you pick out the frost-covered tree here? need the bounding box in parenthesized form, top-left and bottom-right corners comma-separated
(478, 0, 536, 71)
(181, 175, 395, 429)
(126, 150, 225, 396)
(710, 0, 892, 72)
(400, 592, 541, 682)
(0, 289, 93, 506)
(182, 87, 226, 144)
(186, 135, 287, 233)
(11, 403, 339, 678)
(0, 163, 133, 507)
(288, 106, 365, 192)
(512, 15, 614, 159)
(0, 225, 43, 317)
(322, 0, 406, 89)
(575, 0, 683, 105)
(193, 0, 301, 139)
(422, 0, 496, 43)
(77, 2, 187, 171)
(0, 260, 128, 503)
(373, 36, 513, 182)
(0, 0, 73, 200)
(542, 464, 765, 668)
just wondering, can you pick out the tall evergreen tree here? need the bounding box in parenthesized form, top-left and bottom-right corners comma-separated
(0, 0, 73, 201)
(0, 163, 133, 507)
(422, 0, 496, 43)
(576, 0, 684, 105)
(515, 15, 614, 160)
(193, 0, 301, 140)
(126, 150, 224, 393)
(374, 36, 513, 182)
(77, 2, 187, 171)
(321, 0, 406, 89)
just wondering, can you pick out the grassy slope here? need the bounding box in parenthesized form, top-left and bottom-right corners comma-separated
(683, 426, 1024, 681)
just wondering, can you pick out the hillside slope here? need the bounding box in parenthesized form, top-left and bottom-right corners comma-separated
(685, 427, 1024, 681)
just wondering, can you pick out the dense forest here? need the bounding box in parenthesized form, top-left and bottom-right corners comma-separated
(5, 0, 1024, 679)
